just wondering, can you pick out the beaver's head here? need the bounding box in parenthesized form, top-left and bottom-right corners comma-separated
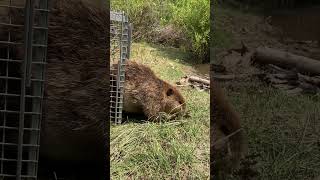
(163, 84, 186, 117)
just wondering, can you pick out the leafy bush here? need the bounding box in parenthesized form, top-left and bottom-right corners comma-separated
(168, 0, 210, 61)
(111, 0, 162, 40)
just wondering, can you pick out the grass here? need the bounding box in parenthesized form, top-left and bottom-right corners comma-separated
(110, 42, 210, 179)
(221, 82, 320, 179)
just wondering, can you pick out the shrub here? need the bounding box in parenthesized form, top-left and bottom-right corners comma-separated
(168, 0, 210, 61)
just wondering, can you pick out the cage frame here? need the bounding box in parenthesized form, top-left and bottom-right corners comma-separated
(0, 0, 49, 179)
(110, 10, 132, 124)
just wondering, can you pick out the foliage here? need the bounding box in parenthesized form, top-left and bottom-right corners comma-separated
(111, 0, 161, 40)
(111, 0, 209, 63)
(168, 0, 210, 61)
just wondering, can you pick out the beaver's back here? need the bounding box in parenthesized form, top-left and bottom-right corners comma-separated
(121, 61, 162, 114)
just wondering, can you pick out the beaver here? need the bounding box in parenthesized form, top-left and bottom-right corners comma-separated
(1, 0, 109, 179)
(210, 70, 248, 177)
(38, 0, 109, 179)
(112, 60, 186, 121)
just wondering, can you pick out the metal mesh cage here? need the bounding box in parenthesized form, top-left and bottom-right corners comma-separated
(110, 11, 132, 124)
(0, 0, 49, 179)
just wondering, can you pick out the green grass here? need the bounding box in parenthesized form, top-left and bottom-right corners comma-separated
(111, 43, 210, 179)
(222, 82, 320, 179)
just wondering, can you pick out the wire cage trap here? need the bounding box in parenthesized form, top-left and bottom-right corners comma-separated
(0, 0, 49, 179)
(110, 11, 132, 124)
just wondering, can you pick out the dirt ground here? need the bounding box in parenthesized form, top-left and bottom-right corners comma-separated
(213, 8, 320, 77)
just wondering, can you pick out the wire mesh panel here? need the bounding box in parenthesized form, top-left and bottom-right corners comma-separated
(110, 11, 131, 124)
(0, 0, 49, 179)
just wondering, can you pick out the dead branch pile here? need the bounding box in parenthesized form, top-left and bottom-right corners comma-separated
(251, 47, 320, 94)
(259, 64, 320, 94)
(212, 43, 320, 95)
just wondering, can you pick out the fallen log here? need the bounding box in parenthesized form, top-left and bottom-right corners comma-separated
(189, 76, 210, 85)
(252, 47, 320, 76)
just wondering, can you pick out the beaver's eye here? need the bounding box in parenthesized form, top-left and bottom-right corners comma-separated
(179, 101, 183, 104)
(166, 88, 174, 96)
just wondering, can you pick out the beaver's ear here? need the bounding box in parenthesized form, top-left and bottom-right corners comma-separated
(166, 88, 174, 96)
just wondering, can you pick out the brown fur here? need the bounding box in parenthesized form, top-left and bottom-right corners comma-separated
(1, 0, 110, 179)
(113, 60, 186, 120)
(210, 72, 247, 174)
